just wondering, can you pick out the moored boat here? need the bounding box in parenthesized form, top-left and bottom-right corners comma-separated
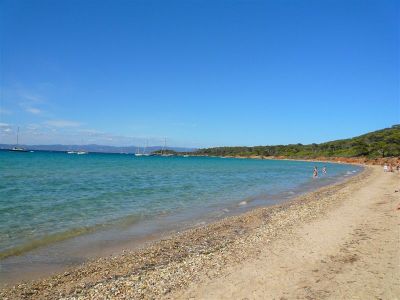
(9, 127, 28, 152)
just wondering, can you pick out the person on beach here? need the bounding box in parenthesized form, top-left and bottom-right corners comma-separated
(322, 166, 327, 175)
(383, 164, 388, 172)
(313, 166, 318, 178)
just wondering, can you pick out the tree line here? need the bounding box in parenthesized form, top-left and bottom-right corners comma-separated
(193, 125, 400, 158)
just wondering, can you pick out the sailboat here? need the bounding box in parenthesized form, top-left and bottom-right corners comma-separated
(161, 137, 173, 157)
(134, 139, 151, 157)
(72, 140, 88, 155)
(142, 139, 150, 156)
(10, 127, 28, 152)
(77, 140, 88, 154)
(68, 150, 87, 155)
(134, 145, 144, 156)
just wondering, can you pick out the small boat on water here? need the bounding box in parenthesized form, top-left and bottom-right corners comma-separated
(10, 146, 28, 152)
(69, 140, 88, 155)
(161, 153, 174, 157)
(9, 127, 28, 152)
(67, 150, 88, 154)
(160, 137, 175, 156)
(142, 139, 150, 156)
(134, 147, 144, 157)
(134, 140, 151, 156)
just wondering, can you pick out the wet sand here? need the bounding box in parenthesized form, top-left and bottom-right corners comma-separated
(1, 166, 399, 299)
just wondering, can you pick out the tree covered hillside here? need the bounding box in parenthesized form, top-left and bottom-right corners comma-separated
(195, 125, 400, 158)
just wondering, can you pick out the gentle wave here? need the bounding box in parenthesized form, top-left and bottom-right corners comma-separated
(0, 226, 96, 260)
(0, 213, 143, 259)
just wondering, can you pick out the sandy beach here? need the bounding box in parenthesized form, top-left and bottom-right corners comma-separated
(1, 165, 399, 299)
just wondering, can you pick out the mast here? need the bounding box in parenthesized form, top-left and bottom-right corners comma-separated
(16, 127, 19, 146)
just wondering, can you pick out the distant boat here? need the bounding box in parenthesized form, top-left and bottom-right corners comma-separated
(76, 140, 89, 155)
(68, 142, 88, 155)
(152, 137, 175, 157)
(9, 127, 28, 152)
(183, 154, 189, 157)
(67, 151, 88, 155)
(10, 146, 27, 152)
(161, 137, 169, 156)
(134, 140, 150, 156)
(134, 146, 144, 156)
(161, 138, 175, 156)
(142, 139, 150, 156)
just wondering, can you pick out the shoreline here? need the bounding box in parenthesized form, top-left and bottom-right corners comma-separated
(172, 165, 399, 299)
(187, 154, 400, 167)
(0, 160, 360, 287)
(0, 165, 383, 299)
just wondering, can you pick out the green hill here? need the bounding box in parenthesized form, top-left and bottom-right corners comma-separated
(195, 125, 400, 159)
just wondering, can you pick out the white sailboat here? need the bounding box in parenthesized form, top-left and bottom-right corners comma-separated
(77, 140, 88, 154)
(134, 139, 151, 156)
(10, 127, 27, 152)
(161, 137, 173, 157)
(142, 139, 150, 156)
(69, 140, 88, 154)
(134, 145, 144, 156)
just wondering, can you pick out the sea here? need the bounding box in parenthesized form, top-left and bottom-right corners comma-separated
(0, 150, 362, 283)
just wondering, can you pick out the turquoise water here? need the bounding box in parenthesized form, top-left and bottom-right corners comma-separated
(0, 151, 361, 260)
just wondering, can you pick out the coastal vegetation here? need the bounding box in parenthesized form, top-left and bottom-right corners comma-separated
(193, 125, 400, 159)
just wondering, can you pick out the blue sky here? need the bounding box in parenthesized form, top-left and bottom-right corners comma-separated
(1, 0, 399, 147)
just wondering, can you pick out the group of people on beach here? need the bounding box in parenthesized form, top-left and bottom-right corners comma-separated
(383, 163, 400, 173)
(313, 166, 326, 178)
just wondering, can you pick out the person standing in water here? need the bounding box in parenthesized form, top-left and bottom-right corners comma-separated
(313, 166, 318, 178)
(322, 166, 327, 175)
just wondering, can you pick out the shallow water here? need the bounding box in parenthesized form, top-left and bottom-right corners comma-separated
(0, 151, 361, 283)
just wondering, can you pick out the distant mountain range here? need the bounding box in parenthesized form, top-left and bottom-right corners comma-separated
(0, 144, 197, 154)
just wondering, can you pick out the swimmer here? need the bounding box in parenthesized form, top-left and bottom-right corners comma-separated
(313, 166, 318, 178)
(322, 166, 327, 175)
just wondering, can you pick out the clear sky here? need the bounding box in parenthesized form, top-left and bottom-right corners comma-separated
(1, 0, 399, 147)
